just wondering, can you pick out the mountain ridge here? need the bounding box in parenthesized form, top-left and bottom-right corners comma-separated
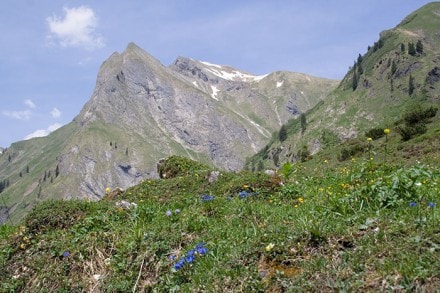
(0, 43, 337, 223)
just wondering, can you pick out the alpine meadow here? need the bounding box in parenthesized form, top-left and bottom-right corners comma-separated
(1, 2, 439, 292)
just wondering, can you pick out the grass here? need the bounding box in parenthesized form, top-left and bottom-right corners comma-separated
(0, 153, 439, 292)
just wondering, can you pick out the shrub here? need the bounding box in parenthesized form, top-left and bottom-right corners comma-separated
(157, 156, 211, 179)
(365, 127, 386, 140)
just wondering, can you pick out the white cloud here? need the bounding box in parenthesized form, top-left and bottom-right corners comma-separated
(51, 107, 61, 118)
(46, 6, 104, 50)
(24, 123, 63, 140)
(24, 99, 36, 109)
(2, 109, 32, 120)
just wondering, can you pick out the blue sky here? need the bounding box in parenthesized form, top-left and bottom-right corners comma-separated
(0, 0, 433, 148)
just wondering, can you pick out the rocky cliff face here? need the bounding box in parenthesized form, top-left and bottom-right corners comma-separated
(0, 43, 338, 222)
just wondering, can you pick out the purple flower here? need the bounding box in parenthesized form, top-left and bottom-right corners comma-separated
(168, 254, 176, 261)
(62, 251, 70, 257)
(165, 210, 172, 216)
(409, 201, 417, 207)
(428, 202, 435, 208)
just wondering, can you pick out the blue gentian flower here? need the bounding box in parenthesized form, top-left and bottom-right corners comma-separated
(185, 254, 195, 263)
(62, 251, 70, 257)
(173, 259, 185, 270)
(196, 246, 208, 255)
(165, 210, 172, 216)
(168, 254, 176, 261)
(201, 194, 214, 201)
(409, 201, 417, 207)
(195, 242, 206, 248)
(428, 202, 435, 208)
(239, 191, 249, 199)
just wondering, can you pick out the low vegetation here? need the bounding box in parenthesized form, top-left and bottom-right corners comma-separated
(1, 150, 438, 291)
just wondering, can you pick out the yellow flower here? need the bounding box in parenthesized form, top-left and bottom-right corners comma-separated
(265, 243, 275, 252)
(298, 197, 304, 203)
(105, 187, 111, 194)
(367, 137, 373, 142)
(384, 128, 390, 134)
(294, 204, 298, 208)
(20, 243, 26, 250)
(324, 159, 328, 164)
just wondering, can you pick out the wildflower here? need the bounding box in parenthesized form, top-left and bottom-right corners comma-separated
(174, 209, 181, 214)
(265, 243, 275, 252)
(19, 243, 26, 250)
(409, 201, 417, 207)
(324, 159, 328, 164)
(63, 251, 70, 257)
(165, 210, 172, 217)
(201, 194, 214, 201)
(105, 187, 111, 194)
(294, 204, 298, 208)
(367, 137, 373, 142)
(415, 182, 422, 187)
(239, 191, 249, 199)
(384, 128, 390, 135)
(428, 202, 435, 208)
(173, 259, 185, 270)
(168, 254, 177, 261)
(298, 197, 304, 203)
(185, 254, 195, 263)
(196, 242, 208, 255)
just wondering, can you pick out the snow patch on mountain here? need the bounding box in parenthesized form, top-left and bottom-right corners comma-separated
(276, 81, 284, 88)
(211, 85, 219, 100)
(200, 61, 267, 82)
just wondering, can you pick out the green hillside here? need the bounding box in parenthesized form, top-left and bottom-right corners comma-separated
(1, 3, 439, 291)
(0, 155, 438, 291)
(246, 2, 440, 171)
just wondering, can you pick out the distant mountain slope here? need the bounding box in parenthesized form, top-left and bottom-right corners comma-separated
(0, 43, 337, 223)
(247, 2, 440, 170)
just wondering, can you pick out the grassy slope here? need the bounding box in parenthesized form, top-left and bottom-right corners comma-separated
(246, 2, 440, 171)
(0, 154, 438, 292)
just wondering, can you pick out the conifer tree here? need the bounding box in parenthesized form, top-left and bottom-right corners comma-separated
(416, 40, 423, 54)
(400, 43, 405, 53)
(408, 42, 416, 56)
(278, 125, 288, 142)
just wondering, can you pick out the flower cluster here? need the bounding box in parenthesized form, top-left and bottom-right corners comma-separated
(238, 190, 256, 199)
(172, 242, 208, 271)
(238, 185, 257, 199)
(201, 194, 214, 201)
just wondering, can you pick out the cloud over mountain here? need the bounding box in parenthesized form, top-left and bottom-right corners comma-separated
(46, 6, 104, 50)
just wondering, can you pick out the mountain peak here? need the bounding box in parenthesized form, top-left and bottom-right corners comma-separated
(170, 56, 268, 83)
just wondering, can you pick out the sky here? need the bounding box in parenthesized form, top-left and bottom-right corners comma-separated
(0, 0, 433, 148)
